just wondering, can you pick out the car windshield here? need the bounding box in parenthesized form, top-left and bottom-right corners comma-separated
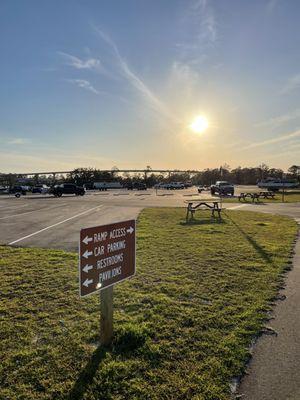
(217, 181, 229, 186)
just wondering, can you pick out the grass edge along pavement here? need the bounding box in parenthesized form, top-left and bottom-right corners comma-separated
(220, 189, 300, 203)
(0, 208, 298, 400)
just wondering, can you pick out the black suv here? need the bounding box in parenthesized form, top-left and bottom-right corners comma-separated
(50, 184, 85, 197)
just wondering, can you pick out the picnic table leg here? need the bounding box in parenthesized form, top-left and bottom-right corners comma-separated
(186, 208, 192, 221)
(186, 203, 193, 221)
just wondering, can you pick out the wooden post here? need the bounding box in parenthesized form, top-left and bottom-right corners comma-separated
(100, 285, 113, 346)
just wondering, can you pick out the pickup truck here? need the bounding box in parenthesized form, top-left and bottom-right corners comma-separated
(210, 181, 234, 196)
(50, 184, 85, 197)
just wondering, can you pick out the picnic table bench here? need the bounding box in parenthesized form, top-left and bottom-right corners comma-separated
(185, 200, 222, 221)
(238, 191, 275, 202)
(258, 191, 275, 199)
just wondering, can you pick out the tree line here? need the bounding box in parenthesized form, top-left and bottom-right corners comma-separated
(65, 164, 300, 187)
(1, 164, 299, 187)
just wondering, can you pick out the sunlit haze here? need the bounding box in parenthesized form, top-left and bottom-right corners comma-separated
(0, 0, 299, 172)
(189, 115, 209, 134)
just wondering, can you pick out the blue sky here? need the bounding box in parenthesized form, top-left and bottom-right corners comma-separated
(0, 0, 299, 172)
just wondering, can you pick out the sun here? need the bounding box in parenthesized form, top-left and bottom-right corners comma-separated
(189, 115, 209, 134)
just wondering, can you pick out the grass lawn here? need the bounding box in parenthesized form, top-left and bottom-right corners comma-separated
(220, 190, 300, 204)
(0, 209, 298, 400)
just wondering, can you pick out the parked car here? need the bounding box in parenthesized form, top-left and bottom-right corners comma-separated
(171, 182, 185, 189)
(184, 181, 193, 188)
(32, 184, 49, 194)
(0, 186, 9, 194)
(154, 183, 169, 189)
(210, 181, 234, 196)
(162, 182, 185, 190)
(127, 182, 147, 190)
(50, 183, 85, 197)
(93, 182, 124, 191)
(197, 185, 210, 193)
(83, 182, 94, 190)
(9, 186, 27, 196)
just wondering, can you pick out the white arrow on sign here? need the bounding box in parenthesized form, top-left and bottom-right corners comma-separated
(127, 226, 134, 234)
(82, 235, 93, 245)
(83, 278, 93, 287)
(82, 249, 93, 259)
(82, 264, 93, 273)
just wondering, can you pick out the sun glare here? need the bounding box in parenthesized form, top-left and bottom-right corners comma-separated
(189, 115, 209, 134)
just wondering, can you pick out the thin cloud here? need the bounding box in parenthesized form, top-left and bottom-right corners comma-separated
(67, 79, 99, 94)
(255, 108, 300, 129)
(7, 138, 31, 145)
(177, 0, 217, 65)
(281, 73, 300, 94)
(92, 25, 178, 123)
(242, 129, 300, 150)
(195, 0, 217, 44)
(58, 51, 104, 72)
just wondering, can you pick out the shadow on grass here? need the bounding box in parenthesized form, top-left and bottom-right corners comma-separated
(282, 190, 300, 195)
(225, 211, 274, 265)
(180, 218, 226, 226)
(67, 345, 108, 400)
(68, 324, 150, 399)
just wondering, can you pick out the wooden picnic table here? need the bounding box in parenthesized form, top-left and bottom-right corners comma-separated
(258, 191, 275, 199)
(238, 191, 275, 202)
(185, 200, 222, 221)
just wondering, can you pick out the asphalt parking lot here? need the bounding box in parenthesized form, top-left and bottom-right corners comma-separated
(0, 186, 299, 251)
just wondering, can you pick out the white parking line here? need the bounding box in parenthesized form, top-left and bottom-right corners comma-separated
(0, 203, 29, 211)
(9, 205, 104, 245)
(0, 209, 43, 220)
(0, 202, 72, 220)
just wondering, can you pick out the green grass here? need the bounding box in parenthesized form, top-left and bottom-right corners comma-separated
(0, 209, 297, 400)
(220, 190, 300, 203)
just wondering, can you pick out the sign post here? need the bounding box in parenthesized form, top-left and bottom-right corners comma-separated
(100, 286, 113, 345)
(79, 219, 136, 345)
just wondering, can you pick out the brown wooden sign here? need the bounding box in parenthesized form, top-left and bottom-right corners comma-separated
(79, 219, 136, 297)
